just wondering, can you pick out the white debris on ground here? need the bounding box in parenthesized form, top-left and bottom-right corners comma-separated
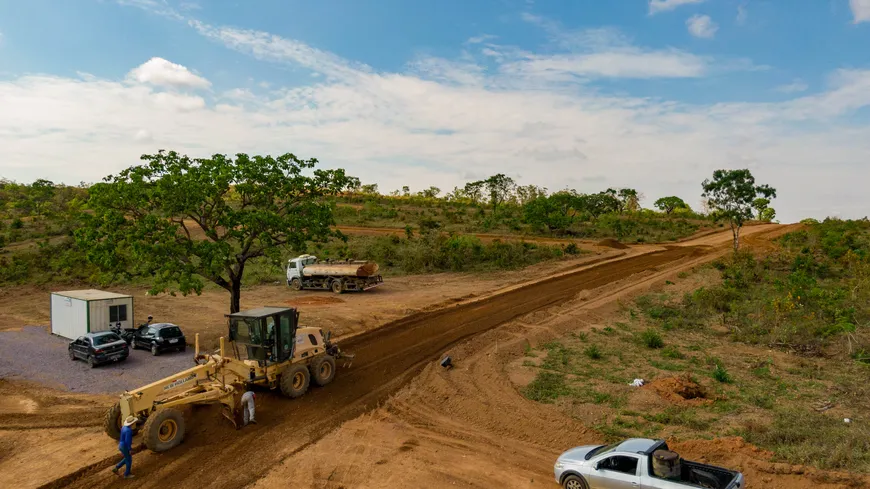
(629, 378, 645, 387)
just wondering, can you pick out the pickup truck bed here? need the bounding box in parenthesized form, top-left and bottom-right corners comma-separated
(671, 461, 738, 489)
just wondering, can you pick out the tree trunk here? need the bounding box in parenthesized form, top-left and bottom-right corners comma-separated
(732, 224, 740, 252)
(230, 279, 241, 314)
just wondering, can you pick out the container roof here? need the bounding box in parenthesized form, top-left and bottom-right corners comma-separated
(53, 289, 132, 301)
(226, 306, 295, 318)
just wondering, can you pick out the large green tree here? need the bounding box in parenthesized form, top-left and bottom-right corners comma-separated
(654, 196, 690, 215)
(701, 169, 776, 251)
(77, 150, 358, 313)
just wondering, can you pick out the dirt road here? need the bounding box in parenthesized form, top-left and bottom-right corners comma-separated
(31, 226, 786, 489)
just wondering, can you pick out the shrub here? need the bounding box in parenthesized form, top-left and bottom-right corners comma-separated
(661, 345, 684, 359)
(640, 329, 665, 349)
(712, 363, 732, 383)
(584, 345, 603, 360)
(522, 372, 571, 403)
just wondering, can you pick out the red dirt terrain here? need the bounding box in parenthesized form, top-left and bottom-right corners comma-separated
(4, 223, 865, 489)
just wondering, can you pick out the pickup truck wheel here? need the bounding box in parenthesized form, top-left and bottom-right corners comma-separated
(309, 355, 336, 387)
(290, 278, 302, 291)
(331, 279, 344, 294)
(279, 364, 310, 398)
(143, 408, 186, 452)
(104, 402, 123, 440)
(151, 344, 160, 356)
(87, 355, 97, 368)
(562, 475, 588, 489)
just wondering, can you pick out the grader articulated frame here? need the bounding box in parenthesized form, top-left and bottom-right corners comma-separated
(104, 307, 353, 452)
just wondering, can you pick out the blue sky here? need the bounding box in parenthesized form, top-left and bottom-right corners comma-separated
(1, 0, 869, 222)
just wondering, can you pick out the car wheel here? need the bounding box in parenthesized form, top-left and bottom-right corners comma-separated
(151, 344, 160, 356)
(180, 344, 186, 353)
(69, 349, 76, 361)
(88, 355, 97, 368)
(562, 475, 588, 489)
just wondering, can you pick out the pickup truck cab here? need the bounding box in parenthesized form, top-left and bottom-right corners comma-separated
(554, 438, 744, 489)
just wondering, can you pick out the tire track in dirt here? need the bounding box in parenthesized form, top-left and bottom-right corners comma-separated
(65, 246, 704, 489)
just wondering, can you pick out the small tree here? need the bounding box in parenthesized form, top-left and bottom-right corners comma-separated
(701, 169, 776, 251)
(420, 186, 441, 199)
(654, 196, 690, 215)
(77, 150, 358, 313)
(359, 183, 379, 195)
(483, 174, 516, 215)
(463, 181, 485, 205)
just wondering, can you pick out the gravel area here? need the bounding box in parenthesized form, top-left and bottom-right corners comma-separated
(0, 326, 195, 394)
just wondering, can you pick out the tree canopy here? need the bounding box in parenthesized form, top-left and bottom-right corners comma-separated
(76, 150, 358, 313)
(654, 196, 690, 215)
(702, 169, 776, 250)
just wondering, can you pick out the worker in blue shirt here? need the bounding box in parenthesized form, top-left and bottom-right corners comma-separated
(112, 416, 138, 479)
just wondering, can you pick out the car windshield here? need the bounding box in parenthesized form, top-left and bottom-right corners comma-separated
(160, 326, 183, 338)
(586, 443, 620, 460)
(93, 333, 122, 346)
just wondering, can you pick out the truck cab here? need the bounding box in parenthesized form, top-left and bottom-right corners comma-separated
(286, 255, 317, 284)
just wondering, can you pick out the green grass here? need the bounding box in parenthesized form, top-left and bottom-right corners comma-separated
(584, 345, 604, 360)
(661, 345, 685, 359)
(639, 328, 665, 349)
(522, 372, 572, 403)
(742, 408, 870, 471)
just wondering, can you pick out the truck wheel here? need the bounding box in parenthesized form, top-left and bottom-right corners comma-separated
(290, 278, 302, 291)
(279, 364, 310, 398)
(562, 475, 588, 489)
(331, 279, 344, 294)
(104, 402, 123, 440)
(310, 355, 336, 387)
(143, 408, 186, 452)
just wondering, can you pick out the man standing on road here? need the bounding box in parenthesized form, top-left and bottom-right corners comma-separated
(241, 389, 256, 426)
(112, 416, 137, 479)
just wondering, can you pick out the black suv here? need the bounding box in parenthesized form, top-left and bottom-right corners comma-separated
(132, 323, 187, 356)
(69, 332, 130, 368)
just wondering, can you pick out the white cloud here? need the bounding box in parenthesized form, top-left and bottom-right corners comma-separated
(3, 12, 870, 223)
(128, 57, 211, 89)
(736, 4, 748, 25)
(649, 0, 706, 15)
(775, 79, 809, 93)
(851, 0, 870, 23)
(686, 14, 718, 39)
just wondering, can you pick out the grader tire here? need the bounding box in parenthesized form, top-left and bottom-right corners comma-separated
(279, 364, 310, 399)
(310, 355, 336, 387)
(104, 402, 123, 440)
(143, 408, 186, 452)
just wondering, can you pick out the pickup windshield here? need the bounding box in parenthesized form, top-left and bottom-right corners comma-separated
(585, 443, 619, 460)
(160, 327, 183, 338)
(93, 333, 122, 346)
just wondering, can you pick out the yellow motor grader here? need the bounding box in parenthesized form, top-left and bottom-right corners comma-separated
(103, 306, 353, 452)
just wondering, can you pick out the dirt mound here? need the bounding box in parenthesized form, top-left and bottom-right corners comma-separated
(286, 296, 345, 306)
(596, 238, 629, 249)
(646, 375, 713, 405)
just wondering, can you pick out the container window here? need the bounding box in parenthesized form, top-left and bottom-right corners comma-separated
(109, 304, 128, 323)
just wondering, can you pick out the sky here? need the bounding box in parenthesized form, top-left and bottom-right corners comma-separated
(1, 0, 869, 223)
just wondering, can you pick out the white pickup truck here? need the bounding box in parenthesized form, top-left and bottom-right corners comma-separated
(554, 438, 744, 489)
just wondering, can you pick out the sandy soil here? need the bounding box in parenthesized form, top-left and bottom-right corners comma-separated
(5, 223, 864, 489)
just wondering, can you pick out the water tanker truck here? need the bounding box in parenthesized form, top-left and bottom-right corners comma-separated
(287, 254, 383, 293)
